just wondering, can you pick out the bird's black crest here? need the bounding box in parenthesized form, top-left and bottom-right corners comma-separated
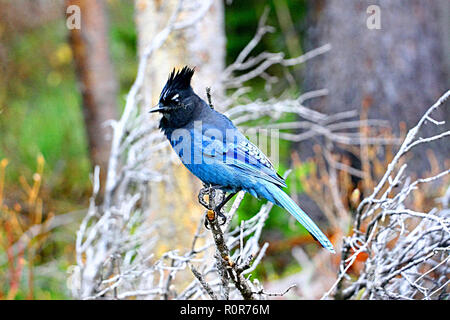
(160, 66, 195, 101)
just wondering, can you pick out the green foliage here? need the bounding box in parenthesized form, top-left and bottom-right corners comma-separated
(226, 0, 308, 65)
(108, 0, 138, 105)
(0, 20, 91, 200)
(0, 2, 138, 300)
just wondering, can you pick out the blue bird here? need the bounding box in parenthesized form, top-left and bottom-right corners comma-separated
(149, 66, 335, 253)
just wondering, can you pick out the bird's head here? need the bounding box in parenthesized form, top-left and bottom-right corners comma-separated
(149, 66, 197, 129)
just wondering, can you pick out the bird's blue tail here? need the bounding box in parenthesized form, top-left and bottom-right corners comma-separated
(262, 184, 335, 253)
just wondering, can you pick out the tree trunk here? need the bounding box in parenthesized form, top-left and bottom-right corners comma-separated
(303, 0, 449, 174)
(67, 0, 119, 188)
(134, 0, 226, 250)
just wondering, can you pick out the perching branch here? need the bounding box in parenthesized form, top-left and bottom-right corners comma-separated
(197, 186, 257, 300)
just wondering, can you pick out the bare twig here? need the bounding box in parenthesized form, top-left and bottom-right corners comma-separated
(324, 90, 450, 300)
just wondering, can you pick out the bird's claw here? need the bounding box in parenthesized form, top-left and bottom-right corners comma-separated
(199, 185, 228, 229)
(198, 187, 210, 209)
(217, 210, 227, 226)
(204, 208, 227, 229)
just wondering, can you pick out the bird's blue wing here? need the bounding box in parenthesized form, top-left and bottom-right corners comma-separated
(200, 130, 286, 188)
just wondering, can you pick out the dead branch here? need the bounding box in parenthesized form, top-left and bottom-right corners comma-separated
(323, 90, 450, 300)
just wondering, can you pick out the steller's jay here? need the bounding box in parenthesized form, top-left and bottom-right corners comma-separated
(149, 66, 335, 253)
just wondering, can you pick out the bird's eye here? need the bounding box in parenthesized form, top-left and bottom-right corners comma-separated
(171, 93, 180, 102)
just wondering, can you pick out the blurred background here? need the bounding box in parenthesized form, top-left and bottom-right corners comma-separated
(0, 0, 448, 299)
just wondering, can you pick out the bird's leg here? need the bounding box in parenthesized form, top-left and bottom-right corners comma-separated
(214, 192, 237, 226)
(198, 185, 211, 209)
(199, 185, 237, 228)
(198, 184, 221, 209)
(206, 187, 217, 226)
(199, 185, 219, 229)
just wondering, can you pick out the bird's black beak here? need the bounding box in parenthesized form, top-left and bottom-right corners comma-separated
(148, 103, 166, 113)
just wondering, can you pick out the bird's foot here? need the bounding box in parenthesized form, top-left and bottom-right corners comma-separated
(198, 186, 212, 209)
(204, 208, 227, 229)
(217, 210, 227, 225)
(199, 185, 228, 229)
